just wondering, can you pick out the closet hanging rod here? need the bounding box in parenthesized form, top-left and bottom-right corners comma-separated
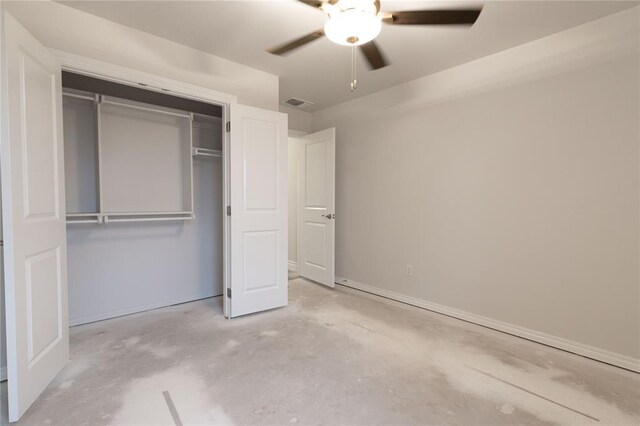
(101, 98, 191, 119)
(62, 92, 95, 101)
(66, 219, 100, 224)
(194, 152, 222, 158)
(105, 215, 193, 224)
(103, 211, 193, 217)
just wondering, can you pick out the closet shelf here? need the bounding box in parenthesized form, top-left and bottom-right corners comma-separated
(102, 97, 191, 119)
(104, 211, 193, 217)
(66, 218, 101, 224)
(66, 211, 194, 225)
(63, 92, 96, 102)
(192, 147, 222, 159)
(104, 214, 194, 224)
(66, 214, 100, 224)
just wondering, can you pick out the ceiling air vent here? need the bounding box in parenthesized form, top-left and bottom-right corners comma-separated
(283, 97, 313, 108)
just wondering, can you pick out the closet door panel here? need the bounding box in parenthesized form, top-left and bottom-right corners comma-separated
(229, 104, 288, 317)
(1, 11, 69, 421)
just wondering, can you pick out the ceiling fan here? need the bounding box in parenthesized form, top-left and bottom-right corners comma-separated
(267, 0, 483, 91)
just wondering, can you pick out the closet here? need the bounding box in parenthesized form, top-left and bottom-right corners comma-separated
(2, 15, 291, 420)
(61, 72, 224, 325)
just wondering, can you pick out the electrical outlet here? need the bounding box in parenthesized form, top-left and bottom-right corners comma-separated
(406, 264, 413, 277)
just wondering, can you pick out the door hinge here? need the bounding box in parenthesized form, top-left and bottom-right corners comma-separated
(226, 121, 231, 132)
(227, 288, 232, 298)
(226, 205, 231, 216)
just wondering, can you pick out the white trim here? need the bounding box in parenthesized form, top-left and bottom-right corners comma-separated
(222, 104, 231, 319)
(1, 366, 6, 382)
(335, 276, 640, 373)
(288, 260, 298, 273)
(69, 292, 221, 327)
(51, 50, 237, 107)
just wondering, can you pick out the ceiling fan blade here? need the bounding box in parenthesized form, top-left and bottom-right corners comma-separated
(297, 0, 324, 9)
(383, 9, 482, 26)
(360, 40, 389, 70)
(267, 29, 325, 56)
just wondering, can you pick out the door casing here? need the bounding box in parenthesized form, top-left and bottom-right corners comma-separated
(297, 128, 336, 288)
(53, 51, 236, 318)
(6, 50, 238, 320)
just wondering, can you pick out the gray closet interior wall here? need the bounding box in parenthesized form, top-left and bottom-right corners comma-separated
(99, 101, 193, 214)
(63, 89, 223, 326)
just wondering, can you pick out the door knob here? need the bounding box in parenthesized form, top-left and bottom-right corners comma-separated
(322, 214, 335, 219)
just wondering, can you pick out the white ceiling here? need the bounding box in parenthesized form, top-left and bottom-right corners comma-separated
(58, 0, 637, 112)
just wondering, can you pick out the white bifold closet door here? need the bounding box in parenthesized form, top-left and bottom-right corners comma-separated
(1, 11, 69, 422)
(298, 128, 336, 288)
(228, 105, 288, 317)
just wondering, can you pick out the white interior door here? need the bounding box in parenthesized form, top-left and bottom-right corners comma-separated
(1, 11, 69, 421)
(228, 104, 288, 318)
(298, 128, 335, 287)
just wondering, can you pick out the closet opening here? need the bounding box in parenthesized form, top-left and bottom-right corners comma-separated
(61, 71, 226, 326)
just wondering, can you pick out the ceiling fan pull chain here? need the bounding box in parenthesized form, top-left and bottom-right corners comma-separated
(350, 46, 358, 92)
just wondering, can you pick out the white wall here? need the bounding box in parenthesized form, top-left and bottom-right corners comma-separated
(4, 0, 279, 110)
(281, 105, 312, 136)
(313, 8, 640, 370)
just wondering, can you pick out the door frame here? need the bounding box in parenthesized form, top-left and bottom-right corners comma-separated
(296, 129, 336, 287)
(48, 50, 237, 318)
(288, 136, 304, 276)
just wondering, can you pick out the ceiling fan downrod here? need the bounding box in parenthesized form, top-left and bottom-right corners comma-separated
(350, 45, 358, 92)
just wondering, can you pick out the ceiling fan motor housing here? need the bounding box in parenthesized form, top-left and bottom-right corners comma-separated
(323, 0, 382, 46)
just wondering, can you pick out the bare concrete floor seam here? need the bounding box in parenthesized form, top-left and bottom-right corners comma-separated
(162, 391, 183, 426)
(465, 365, 599, 422)
(6, 278, 640, 425)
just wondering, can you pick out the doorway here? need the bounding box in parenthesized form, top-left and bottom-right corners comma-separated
(288, 129, 336, 288)
(62, 71, 225, 326)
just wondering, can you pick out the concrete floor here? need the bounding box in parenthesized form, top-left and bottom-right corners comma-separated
(4, 278, 640, 425)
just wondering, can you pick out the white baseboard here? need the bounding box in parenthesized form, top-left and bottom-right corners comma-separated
(335, 276, 640, 373)
(0, 366, 6, 382)
(69, 291, 218, 326)
(288, 260, 298, 273)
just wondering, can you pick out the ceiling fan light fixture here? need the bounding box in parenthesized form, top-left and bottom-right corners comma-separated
(324, 8, 382, 46)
